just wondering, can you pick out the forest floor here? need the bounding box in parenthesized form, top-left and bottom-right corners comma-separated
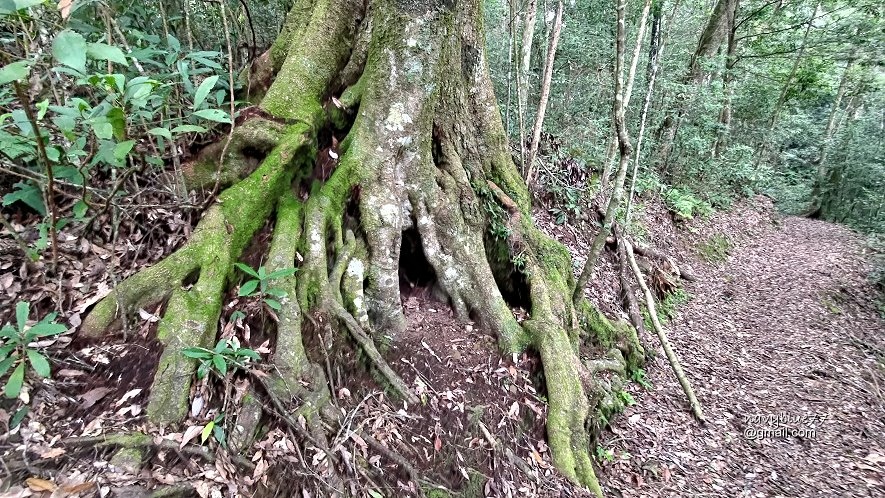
(1, 194, 883, 498)
(592, 202, 885, 497)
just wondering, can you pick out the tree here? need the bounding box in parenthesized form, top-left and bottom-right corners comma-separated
(78, 0, 644, 493)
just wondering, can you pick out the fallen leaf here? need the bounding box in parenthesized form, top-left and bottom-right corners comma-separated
(181, 424, 204, 449)
(79, 387, 113, 410)
(114, 388, 143, 407)
(38, 447, 66, 459)
(61, 482, 96, 494)
(58, 0, 73, 21)
(25, 478, 56, 492)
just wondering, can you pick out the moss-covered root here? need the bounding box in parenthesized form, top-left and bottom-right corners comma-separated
(82, 129, 312, 426)
(182, 118, 287, 191)
(528, 320, 603, 497)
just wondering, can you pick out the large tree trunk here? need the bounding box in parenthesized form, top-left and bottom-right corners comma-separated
(79, 0, 644, 493)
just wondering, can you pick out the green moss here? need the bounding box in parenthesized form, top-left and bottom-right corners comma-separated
(698, 233, 731, 263)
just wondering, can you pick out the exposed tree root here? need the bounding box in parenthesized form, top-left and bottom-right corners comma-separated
(62, 433, 256, 470)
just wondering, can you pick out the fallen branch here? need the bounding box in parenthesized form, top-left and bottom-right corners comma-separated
(614, 226, 648, 338)
(624, 238, 705, 422)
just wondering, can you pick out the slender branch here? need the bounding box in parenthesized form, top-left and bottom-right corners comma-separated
(624, 238, 705, 422)
(12, 82, 58, 270)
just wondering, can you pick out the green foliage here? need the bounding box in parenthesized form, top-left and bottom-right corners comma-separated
(182, 336, 260, 380)
(202, 413, 227, 448)
(630, 368, 652, 389)
(616, 389, 636, 407)
(595, 445, 615, 463)
(698, 234, 731, 263)
(0, 302, 67, 399)
(234, 263, 296, 310)
(663, 188, 714, 220)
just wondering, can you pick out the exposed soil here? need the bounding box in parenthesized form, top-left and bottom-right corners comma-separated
(595, 202, 885, 497)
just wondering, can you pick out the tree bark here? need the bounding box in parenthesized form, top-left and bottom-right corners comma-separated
(600, 0, 652, 190)
(518, 0, 538, 170)
(808, 55, 855, 218)
(712, 0, 740, 158)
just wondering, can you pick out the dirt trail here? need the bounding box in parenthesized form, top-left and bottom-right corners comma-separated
(598, 215, 885, 497)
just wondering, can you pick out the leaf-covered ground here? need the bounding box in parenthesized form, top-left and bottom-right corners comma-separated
(595, 201, 885, 496)
(2, 195, 883, 497)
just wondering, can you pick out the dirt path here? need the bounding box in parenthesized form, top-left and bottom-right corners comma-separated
(598, 216, 885, 497)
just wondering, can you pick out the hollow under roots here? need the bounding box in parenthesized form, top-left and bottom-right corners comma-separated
(79, 0, 646, 494)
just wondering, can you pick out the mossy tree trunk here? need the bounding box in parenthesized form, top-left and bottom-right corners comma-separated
(80, 0, 644, 493)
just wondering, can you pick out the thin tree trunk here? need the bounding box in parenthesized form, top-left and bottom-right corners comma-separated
(525, 0, 564, 186)
(626, 0, 679, 224)
(573, 0, 632, 301)
(754, 2, 817, 169)
(712, 0, 740, 158)
(808, 55, 854, 217)
(506, 0, 517, 135)
(624, 238, 705, 422)
(518, 0, 538, 170)
(601, 0, 652, 190)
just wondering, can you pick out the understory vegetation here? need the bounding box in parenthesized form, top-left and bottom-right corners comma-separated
(0, 0, 882, 497)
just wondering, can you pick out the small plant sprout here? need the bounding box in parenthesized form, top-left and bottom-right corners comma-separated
(0, 302, 67, 399)
(202, 413, 226, 448)
(234, 263, 297, 311)
(182, 336, 260, 380)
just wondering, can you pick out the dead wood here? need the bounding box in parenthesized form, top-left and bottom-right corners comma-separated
(624, 237, 705, 422)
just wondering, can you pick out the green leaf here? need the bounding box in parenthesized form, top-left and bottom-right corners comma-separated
(197, 361, 210, 379)
(264, 298, 282, 311)
(148, 127, 172, 140)
(193, 75, 218, 110)
(267, 268, 297, 280)
(113, 140, 135, 161)
(166, 34, 181, 53)
(237, 349, 260, 360)
(212, 355, 227, 376)
(170, 124, 207, 134)
(4, 362, 25, 398)
(212, 424, 226, 447)
(26, 322, 67, 337)
(15, 301, 28, 333)
(1, 324, 17, 338)
(3, 182, 45, 215)
(87, 43, 128, 66)
(234, 263, 260, 278)
(10, 405, 28, 429)
(368, 491, 384, 498)
(106, 107, 127, 141)
(201, 420, 214, 444)
(52, 30, 87, 73)
(73, 200, 88, 219)
(0, 60, 32, 85)
(213, 340, 228, 354)
(182, 348, 212, 360)
(238, 279, 259, 297)
(264, 288, 287, 299)
(26, 349, 50, 377)
(192, 108, 231, 124)
(0, 356, 15, 378)
(91, 121, 113, 140)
